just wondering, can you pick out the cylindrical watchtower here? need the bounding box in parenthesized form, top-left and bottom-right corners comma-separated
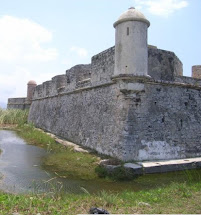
(113, 7, 150, 77)
(27, 80, 37, 102)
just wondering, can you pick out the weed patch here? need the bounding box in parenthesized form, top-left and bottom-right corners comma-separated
(16, 124, 101, 180)
(0, 108, 28, 126)
(1, 181, 201, 214)
(1, 108, 201, 214)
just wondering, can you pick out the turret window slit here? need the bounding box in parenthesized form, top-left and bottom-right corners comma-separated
(127, 27, 129, 35)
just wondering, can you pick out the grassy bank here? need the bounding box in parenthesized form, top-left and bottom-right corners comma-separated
(0, 109, 101, 180)
(1, 109, 201, 214)
(16, 124, 101, 180)
(1, 180, 201, 214)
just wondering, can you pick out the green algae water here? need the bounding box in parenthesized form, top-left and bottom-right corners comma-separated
(0, 129, 201, 194)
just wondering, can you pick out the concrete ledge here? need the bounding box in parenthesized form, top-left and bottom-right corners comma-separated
(137, 157, 201, 174)
(102, 157, 201, 177)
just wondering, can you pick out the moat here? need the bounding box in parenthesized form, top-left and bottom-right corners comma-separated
(0, 129, 201, 195)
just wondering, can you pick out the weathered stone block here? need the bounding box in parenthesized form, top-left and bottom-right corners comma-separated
(192, 65, 201, 79)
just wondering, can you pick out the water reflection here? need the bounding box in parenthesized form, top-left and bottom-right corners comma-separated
(0, 130, 52, 193)
(0, 130, 143, 194)
(1, 130, 201, 195)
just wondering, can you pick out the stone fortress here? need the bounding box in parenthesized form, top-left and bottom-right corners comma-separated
(7, 80, 37, 110)
(8, 7, 201, 161)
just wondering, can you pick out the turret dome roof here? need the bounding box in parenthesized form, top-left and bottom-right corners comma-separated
(114, 7, 150, 28)
(27, 80, 37, 85)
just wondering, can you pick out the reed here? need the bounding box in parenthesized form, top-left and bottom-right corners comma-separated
(0, 108, 28, 125)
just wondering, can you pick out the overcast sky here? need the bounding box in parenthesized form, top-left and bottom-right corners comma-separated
(0, 0, 200, 108)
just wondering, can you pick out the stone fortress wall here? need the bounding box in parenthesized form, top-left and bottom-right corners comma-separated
(28, 45, 201, 161)
(7, 97, 28, 110)
(8, 7, 201, 161)
(7, 80, 37, 110)
(31, 46, 183, 98)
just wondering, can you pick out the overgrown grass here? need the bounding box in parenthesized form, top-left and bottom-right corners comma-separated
(0, 109, 102, 180)
(1, 180, 201, 214)
(17, 124, 100, 180)
(1, 108, 201, 213)
(17, 124, 56, 147)
(43, 149, 99, 180)
(0, 108, 28, 125)
(0, 109, 100, 180)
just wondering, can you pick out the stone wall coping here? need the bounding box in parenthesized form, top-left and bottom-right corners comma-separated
(7, 103, 25, 105)
(32, 81, 114, 101)
(8, 97, 26, 100)
(148, 79, 201, 90)
(32, 76, 201, 101)
(192, 65, 201, 68)
(113, 74, 201, 90)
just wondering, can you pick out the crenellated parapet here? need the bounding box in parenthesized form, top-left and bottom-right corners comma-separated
(192, 65, 201, 79)
(148, 47, 183, 81)
(32, 65, 92, 100)
(31, 45, 184, 101)
(42, 81, 52, 97)
(27, 7, 201, 162)
(51, 74, 67, 94)
(91, 47, 115, 85)
(66, 64, 91, 90)
(33, 84, 43, 99)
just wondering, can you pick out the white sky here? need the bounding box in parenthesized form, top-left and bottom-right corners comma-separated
(0, 0, 200, 108)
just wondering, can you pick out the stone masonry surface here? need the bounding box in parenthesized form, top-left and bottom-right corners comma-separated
(27, 45, 201, 161)
(29, 83, 129, 159)
(192, 65, 201, 79)
(7, 98, 30, 110)
(9, 8, 201, 161)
